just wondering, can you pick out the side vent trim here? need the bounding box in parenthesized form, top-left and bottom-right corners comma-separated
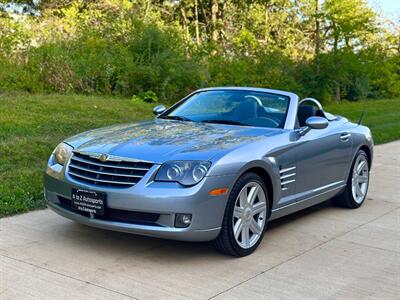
(280, 166, 296, 191)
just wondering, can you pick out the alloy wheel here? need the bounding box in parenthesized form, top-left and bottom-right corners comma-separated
(232, 182, 267, 249)
(351, 155, 369, 204)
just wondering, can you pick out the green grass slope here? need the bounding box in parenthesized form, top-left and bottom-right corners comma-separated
(0, 93, 153, 216)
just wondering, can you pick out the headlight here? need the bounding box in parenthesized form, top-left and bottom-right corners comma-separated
(53, 143, 73, 165)
(155, 161, 211, 186)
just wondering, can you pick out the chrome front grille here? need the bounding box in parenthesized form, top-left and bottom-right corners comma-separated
(68, 152, 154, 188)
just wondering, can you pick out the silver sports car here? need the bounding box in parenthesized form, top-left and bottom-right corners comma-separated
(45, 87, 373, 256)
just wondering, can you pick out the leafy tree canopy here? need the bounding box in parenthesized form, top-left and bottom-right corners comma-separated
(0, 0, 399, 101)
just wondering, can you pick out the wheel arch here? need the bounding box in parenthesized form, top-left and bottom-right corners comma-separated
(238, 166, 274, 217)
(358, 145, 372, 167)
(344, 143, 373, 183)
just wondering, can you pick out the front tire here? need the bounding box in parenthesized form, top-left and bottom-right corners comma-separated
(214, 173, 269, 257)
(333, 150, 370, 208)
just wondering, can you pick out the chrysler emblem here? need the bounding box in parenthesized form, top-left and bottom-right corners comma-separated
(99, 154, 109, 162)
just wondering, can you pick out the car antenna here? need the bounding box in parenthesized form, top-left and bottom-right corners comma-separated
(358, 101, 367, 125)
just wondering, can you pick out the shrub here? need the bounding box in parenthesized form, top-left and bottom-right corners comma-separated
(1, 22, 207, 103)
(132, 90, 159, 103)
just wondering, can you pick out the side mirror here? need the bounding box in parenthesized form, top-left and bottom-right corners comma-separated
(306, 116, 328, 129)
(298, 116, 328, 136)
(153, 105, 166, 116)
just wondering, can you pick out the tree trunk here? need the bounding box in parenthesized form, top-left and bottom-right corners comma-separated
(345, 36, 350, 48)
(211, 0, 219, 42)
(220, 0, 227, 42)
(180, 6, 190, 41)
(397, 30, 400, 54)
(335, 85, 341, 102)
(220, 0, 226, 20)
(398, 29, 400, 54)
(194, 0, 200, 45)
(199, 0, 209, 40)
(315, 0, 320, 73)
(264, 3, 269, 42)
(332, 21, 340, 102)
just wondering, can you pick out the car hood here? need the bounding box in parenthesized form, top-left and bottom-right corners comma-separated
(65, 119, 282, 164)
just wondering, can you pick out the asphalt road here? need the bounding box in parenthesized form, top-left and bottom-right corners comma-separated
(1, 141, 399, 299)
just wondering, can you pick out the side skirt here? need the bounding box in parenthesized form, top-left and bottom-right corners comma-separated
(269, 185, 346, 221)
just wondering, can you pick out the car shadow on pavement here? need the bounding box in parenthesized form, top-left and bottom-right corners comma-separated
(60, 200, 336, 261)
(267, 200, 332, 230)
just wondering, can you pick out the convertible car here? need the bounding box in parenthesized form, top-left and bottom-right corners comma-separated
(45, 87, 373, 256)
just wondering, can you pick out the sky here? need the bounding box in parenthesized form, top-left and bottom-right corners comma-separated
(368, 0, 400, 17)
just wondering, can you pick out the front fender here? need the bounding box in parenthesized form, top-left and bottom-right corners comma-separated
(236, 158, 281, 210)
(344, 126, 374, 181)
(209, 157, 281, 212)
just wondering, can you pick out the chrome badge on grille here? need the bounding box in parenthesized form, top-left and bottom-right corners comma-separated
(99, 154, 109, 162)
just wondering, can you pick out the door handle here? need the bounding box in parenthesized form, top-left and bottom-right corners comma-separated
(340, 133, 351, 141)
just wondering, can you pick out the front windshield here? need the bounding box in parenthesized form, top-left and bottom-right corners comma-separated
(162, 90, 290, 129)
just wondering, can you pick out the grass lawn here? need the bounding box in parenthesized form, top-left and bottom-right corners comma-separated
(1, 93, 399, 216)
(0, 93, 154, 216)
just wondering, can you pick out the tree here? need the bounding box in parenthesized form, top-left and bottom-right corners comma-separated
(323, 0, 377, 101)
(0, 0, 398, 100)
(323, 0, 376, 52)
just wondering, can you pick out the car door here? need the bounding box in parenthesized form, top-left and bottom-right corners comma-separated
(293, 118, 353, 199)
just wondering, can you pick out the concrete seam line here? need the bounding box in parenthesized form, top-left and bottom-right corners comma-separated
(208, 206, 400, 299)
(207, 239, 329, 300)
(335, 239, 400, 255)
(0, 254, 139, 300)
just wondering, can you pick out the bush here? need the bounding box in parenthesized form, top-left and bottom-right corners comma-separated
(208, 51, 303, 98)
(132, 90, 158, 103)
(126, 24, 207, 102)
(0, 21, 208, 103)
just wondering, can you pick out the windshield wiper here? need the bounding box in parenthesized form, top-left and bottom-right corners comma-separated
(162, 115, 193, 122)
(201, 119, 248, 126)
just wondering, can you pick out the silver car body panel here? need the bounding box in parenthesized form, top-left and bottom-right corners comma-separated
(44, 87, 373, 241)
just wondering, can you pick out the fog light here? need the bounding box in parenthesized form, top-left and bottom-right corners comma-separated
(175, 214, 192, 228)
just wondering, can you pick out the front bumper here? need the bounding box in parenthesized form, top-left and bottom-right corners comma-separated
(44, 166, 236, 242)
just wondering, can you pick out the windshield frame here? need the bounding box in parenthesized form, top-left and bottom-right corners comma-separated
(158, 87, 299, 130)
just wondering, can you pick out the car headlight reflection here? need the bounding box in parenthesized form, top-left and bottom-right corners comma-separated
(156, 161, 211, 186)
(166, 163, 184, 181)
(53, 142, 73, 165)
(192, 163, 209, 182)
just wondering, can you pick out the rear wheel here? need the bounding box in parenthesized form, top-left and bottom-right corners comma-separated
(333, 150, 370, 208)
(213, 173, 269, 257)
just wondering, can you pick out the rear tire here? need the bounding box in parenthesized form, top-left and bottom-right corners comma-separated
(213, 173, 269, 257)
(333, 150, 370, 209)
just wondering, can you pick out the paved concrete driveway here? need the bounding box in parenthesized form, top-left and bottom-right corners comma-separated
(1, 141, 399, 299)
